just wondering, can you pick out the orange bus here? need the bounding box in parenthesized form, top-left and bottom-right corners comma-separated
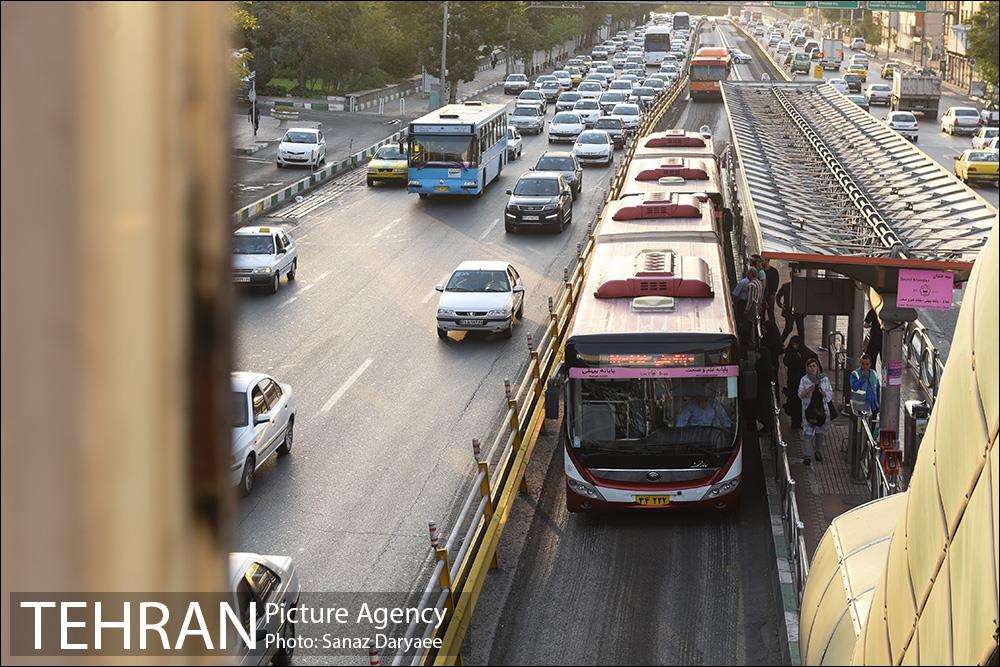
(689, 47, 732, 101)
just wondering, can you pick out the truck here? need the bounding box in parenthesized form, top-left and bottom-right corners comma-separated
(820, 38, 843, 70)
(891, 70, 942, 117)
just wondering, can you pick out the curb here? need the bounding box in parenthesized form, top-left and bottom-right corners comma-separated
(232, 129, 408, 226)
(763, 470, 802, 666)
(235, 143, 268, 155)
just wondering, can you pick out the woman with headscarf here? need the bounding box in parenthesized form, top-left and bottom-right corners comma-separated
(798, 357, 834, 466)
(782, 335, 816, 429)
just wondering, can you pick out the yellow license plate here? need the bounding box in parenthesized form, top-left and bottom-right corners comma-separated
(635, 495, 671, 506)
(435, 186, 450, 191)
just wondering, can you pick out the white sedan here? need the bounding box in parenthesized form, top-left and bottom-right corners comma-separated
(610, 103, 643, 131)
(276, 127, 326, 168)
(231, 372, 295, 496)
(573, 130, 614, 166)
(577, 81, 605, 100)
(436, 261, 526, 340)
(572, 99, 602, 127)
(828, 78, 850, 95)
(506, 126, 523, 159)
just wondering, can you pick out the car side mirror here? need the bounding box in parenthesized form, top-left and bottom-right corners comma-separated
(513, 285, 524, 293)
(276, 247, 286, 255)
(255, 413, 270, 425)
(545, 364, 566, 419)
(435, 283, 445, 292)
(506, 189, 513, 195)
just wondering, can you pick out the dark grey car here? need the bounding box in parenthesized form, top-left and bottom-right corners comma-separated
(533, 151, 583, 199)
(505, 172, 574, 233)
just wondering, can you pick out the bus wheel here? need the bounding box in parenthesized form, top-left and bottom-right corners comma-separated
(418, 193, 428, 199)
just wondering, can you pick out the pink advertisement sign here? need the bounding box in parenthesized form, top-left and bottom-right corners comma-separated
(897, 269, 954, 310)
(569, 365, 740, 380)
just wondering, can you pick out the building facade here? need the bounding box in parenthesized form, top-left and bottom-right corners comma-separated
(941, 0, 986, 89)
(873, 2, 946, 69)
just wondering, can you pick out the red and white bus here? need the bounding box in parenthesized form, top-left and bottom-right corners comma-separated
(546, 131, 744, 512)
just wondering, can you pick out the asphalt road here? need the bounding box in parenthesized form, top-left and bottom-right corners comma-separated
(469, 22, 785, 666)
(233, 78, 619, 661)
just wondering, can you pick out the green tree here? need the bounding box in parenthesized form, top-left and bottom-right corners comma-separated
(968, 0, 998, 85)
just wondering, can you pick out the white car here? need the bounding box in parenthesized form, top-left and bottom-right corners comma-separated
(509, 105, 545, 134)
(573, 130, 614, 166)
(828, 78, 850, 95)
(229, 552, 301, 665)
(608, 80, 635, 100)
(610, 103, 642, 131)
(503, 73, 530, 94)
(535, 74, 559, 90)
(516, 89, 547, 113)
(941, 106, 983, 135)
(233, 225, 298, 293)
(506, 126, 523, 159)
(850, 37, 866, 50)
(972, 127, 999, 149)
(730, 50, 753, 64)
(572, 99, 601, 127)
(866, 83, 892, 106)
(231, 372, 295, 495)
(548, 112, 586, 143)
(556, 92, 583, 113)
(435, 262, 526, 340)
(276, 128, 326, 168)
(885, 111, 919, 142)
(595, 66, 617, 84)
(582, 73, 608, 89)
(553, 70, 573, 90)
(577, 81, 605, 100)
(599, 91, 628, 115)
(612, 53, 628, 68)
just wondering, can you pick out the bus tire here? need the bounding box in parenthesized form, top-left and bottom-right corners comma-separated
(418, 193, 428, 199)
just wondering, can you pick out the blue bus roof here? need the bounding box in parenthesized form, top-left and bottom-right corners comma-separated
(409, 102, 508, 134)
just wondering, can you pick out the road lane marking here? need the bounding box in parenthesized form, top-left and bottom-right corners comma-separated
(479, 218, 500, 240)
(373, 217, 402, 239)
(298, 271, 330, 294)
(321, 358, 374, 414)
(278, 296, 298, 309)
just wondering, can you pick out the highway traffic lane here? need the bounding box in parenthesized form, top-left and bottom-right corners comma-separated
(234, 119, 618, 593)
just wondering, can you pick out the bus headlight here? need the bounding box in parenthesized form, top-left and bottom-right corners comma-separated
(568, 478, 605, 500)
(704, 477, 740, 499)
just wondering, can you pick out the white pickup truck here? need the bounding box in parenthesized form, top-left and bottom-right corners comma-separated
(820, 38, 843, 70)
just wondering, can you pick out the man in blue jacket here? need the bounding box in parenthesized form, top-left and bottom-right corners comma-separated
(850, 354, 881, 418)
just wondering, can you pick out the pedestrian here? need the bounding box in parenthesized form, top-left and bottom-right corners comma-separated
(776, 267, 805, 343)
(864, 307, 882, 368)
(746, 267, 764, 323)
(799, 357, 834, 465)
(762, 320, 784, 393)
(755, 351, 776, 435)
(782, 335, 817, 430)
(732, 268, 752, 322)
(491, 53, 498, 69)
(850, 353, 881, 418)
(763, 258, 780, 323)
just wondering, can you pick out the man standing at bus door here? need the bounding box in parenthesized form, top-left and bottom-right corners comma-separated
(776, 267, 806, 344)
(864, 307, 882, 368)
(763, 258, 780, 323)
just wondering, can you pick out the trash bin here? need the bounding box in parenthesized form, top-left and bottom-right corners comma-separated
(903, 400, 929, 466)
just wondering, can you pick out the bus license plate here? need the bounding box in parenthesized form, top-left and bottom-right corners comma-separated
(522, 215, 539, 221)
(435, 186, 450, 191)
(635, 495, 670, 506)
(459, 319, 485, 326)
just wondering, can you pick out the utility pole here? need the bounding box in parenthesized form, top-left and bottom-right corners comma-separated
(439, 0, 449, 109)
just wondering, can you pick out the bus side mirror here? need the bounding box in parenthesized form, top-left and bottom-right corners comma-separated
(545, 384, 561, 419)
(741, 368, 758, 401)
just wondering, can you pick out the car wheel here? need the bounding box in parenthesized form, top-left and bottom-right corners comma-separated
(418, 193, 428, 199)
(269, 273, 279, 294)
(516, 302, 524, 319)
(276, 162, 284, 169)
(277, 417, 294, 456)
(437, 326, 448, 340)
(273, 619, 295, 666)
(367, 177, 374, 186)
(239, 455, 256, 497)
(287, 259, 297, 281)
(503, 318, 514, 339)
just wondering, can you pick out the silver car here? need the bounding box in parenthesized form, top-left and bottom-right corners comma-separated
(231, 372, 295, 496)
(230, 552, 301, 666)
(866, 83, 892, 106)
(233, 225, 298, 294)
(509, 106, 545, 134)
(436, 262, 525, 339)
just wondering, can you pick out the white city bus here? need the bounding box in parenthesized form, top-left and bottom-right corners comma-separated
(644, 25, 672, 67)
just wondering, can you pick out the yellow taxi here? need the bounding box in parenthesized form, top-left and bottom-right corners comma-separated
(844, 66, 868, 82)
(954, 149, 999, 185)
(366, 144, 408, 186)
(566, 66, 584, 86)
(881, 61, 902, 80)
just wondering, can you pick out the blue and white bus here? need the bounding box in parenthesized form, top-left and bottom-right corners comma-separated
(407, 101, 508, 198)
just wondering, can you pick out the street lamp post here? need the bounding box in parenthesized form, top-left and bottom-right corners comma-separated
(439, 0, 449, 109)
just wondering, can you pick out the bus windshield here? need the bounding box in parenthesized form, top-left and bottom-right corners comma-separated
(409, 134, 477, 169)
(691, 64, 728, 81)
(645, 33, 670, 52)
(569, 376, 738, 468)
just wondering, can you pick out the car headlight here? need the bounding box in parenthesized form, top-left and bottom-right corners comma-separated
(703, 477, 741, 500)
(253, 267, 273, 274)
(487, 308, 511, 318)
(567, 477, 605, 500)
(437, 308, 457, 317)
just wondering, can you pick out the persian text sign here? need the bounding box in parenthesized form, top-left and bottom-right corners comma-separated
(569, 365, 739, 380)
(897, 269, 953, 310)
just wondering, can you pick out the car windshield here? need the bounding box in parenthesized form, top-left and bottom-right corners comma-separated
(233, 235, 274, 255)
(519, 91, 542, 100)
(506, 128, 518, 139)
(513, 177, 560, 196)
(613, 105, 639, 116)
(871, 85, 890, 92)
(512, 107, 537, 117)
(634, 88, 654, 96)
(569, 377, 738, 468)
(508, 74, 526, 81)
(646, 80, 664, 89)
(846, 95, 865, 104)
(601, 93, 624, 102)
(891, 113, 916, 123)
(968, 151, 998, 162)
(560, 93, 581, 102)
(577, 132, 608, 144)
(375, 146, 406, 160)
(232, 391, 249, 428)
(576, 101, 598, 109)
(596, 118, 623, 129)
(283, 131, 317, 144)
(536, 156, 575, 171)
(446, 270, 511, 293)
(580, 83, 602, 91)
(610, 82, 631, 90)
(542, 82, 560, 90)
(955, 109, 979, 117)
(553, 113, 581, 124)
(409, 134, 476, 168)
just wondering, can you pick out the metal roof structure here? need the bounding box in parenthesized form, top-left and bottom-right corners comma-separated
(722, 80, 996, 289)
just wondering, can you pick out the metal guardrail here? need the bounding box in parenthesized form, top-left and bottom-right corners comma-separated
(765, 383, 810, 604)
(382, 21, 705, 667)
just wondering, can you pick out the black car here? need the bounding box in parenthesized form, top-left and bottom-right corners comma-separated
(843, 73, 863, 93)
(594, 117, 627, 148)
(533, 151, 583, 198)
(504, 173, 574, 233)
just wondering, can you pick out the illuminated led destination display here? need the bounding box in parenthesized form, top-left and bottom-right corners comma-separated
(577, 352, 702, 367)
